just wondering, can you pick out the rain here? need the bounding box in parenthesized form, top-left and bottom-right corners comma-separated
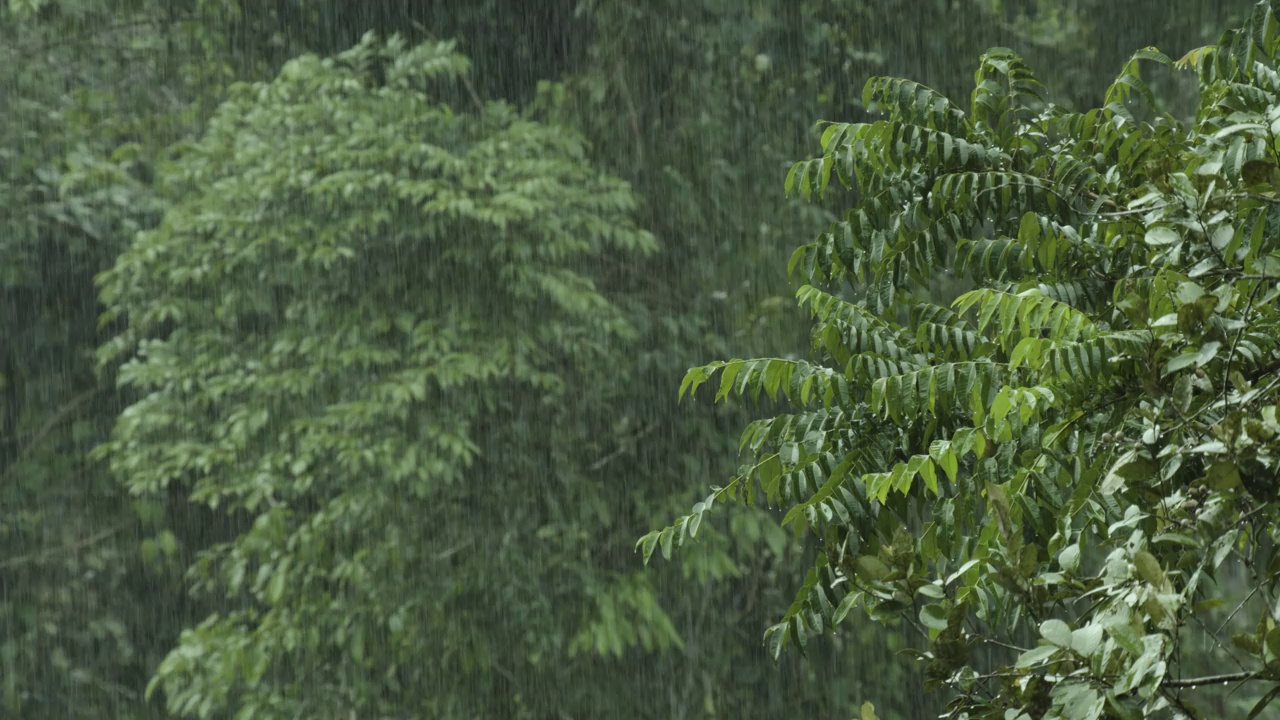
(1, 1, 1272, 718)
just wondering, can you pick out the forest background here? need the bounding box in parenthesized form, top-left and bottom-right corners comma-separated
(0, 1, 1254, 718)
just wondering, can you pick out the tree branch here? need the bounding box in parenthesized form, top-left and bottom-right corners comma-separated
(589, 422, 659, 471)
(409, 21, 486, 116)
(1164, 671, 1261, 688)
(0, 521, 131, 571)
(1, 387, 99, 483)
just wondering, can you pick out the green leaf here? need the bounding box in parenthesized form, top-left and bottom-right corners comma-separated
(716, 361, 745, 402)
(1059, 544, 1081, 573)
(1233, 632, 1262, 655)
(1107, 624, 1145, 657)
(1173, 374, 1194, 413)
(1133, 551, 1165, 587)
(1015, 644, 1059, 668)
(1247, 685, 1280, 720)
(1101, 449, 1156, 494)
(833, 590, 860, 626)
(936, 446, 958, 484)
(1101, 450, 1136, 494)
(855, 555, 892, 582)
(637, 532, 660, 564)
(266, 561, 289, 605)
(1206, 460, 1242, 490)
(659, 527, 675, 560)
(1040, 619, 1072, 647)
(917, 582, 945, 599)
(1070, 625, 1104, 657)
(920, 604, 949, 631)
(1164, 351, 1200, 376)
(1195, 341, 1221, 367)
(1144, 226, 1181, 246)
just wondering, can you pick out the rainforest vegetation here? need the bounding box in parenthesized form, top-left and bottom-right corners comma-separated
(3, 1, 1276, 719)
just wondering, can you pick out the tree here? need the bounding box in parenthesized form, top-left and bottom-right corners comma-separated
(644, 2, 1280, 718)
(95, 35, 666, 718)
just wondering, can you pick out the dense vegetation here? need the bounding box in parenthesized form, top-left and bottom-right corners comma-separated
(647, 2, 1280, 718)
(0, 0, 1260, 718)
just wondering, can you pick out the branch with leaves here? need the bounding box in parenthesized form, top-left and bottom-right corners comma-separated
(641, 3, 1280, 718)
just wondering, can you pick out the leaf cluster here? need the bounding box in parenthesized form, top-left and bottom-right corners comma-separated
(644, 4, 1280, 718)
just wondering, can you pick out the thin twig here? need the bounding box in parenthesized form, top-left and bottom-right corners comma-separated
(1182, 608, 1249, 674)
(1, 387, 99, 483)
(1216, 584, 1260, 637)
(1220, 273, 1264, 407)
(1200, 270, 1280, 280)
(409, 21, 485, 116)
(433, 539, 474, 562)
(614, 64, 645, 169)
(1164, 671, 1260, 688)
(976, 635, 1029, 653)
(589, 422, 660, 471)
(0, 521, 132, 571)
(12, 17, 175, 55)
(1088, 202, 1170, 218)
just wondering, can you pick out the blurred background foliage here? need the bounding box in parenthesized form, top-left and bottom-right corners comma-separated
(0, 0, 1253, 717)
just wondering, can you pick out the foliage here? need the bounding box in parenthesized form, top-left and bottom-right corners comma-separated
(545, 4, 951, 714)
(0, 2, 229, 716)
(95, 34, 669, 718)
(645, 3, 1280, 718)
(2, 2, 1259, 718)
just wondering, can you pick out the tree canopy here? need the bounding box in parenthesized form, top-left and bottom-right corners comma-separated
(645, 3, 1280, 718)
(94, 35, 667, 718)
